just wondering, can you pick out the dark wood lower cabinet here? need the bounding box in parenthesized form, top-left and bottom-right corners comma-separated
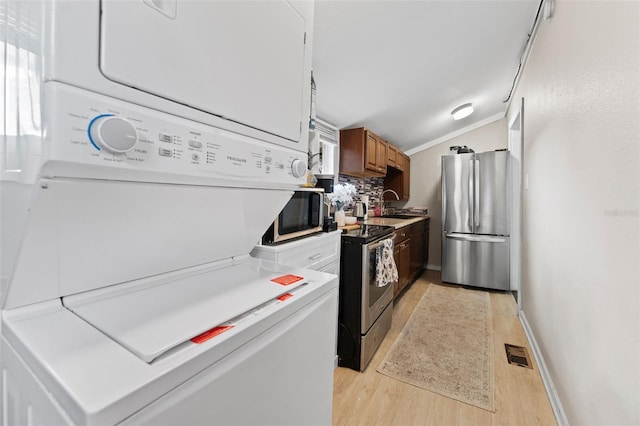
(393, 218, 430, 299)
(393, 238, 411, 298)
(423, 219, 430, 268)
(409, 221, 424, 273)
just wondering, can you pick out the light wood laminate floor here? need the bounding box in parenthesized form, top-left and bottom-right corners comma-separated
(332, 270, 557, 426)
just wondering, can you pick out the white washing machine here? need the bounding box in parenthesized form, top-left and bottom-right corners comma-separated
(1, 1, 337, 425)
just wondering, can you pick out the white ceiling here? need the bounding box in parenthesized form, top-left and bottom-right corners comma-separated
(312, 0, 541, 152)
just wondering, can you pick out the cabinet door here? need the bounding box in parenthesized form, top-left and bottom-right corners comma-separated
(340, 128, 387, 177)
(387, 144, 398, 168)
(395, 151, 405, 172)
(376, 139, 388, 173)
(398, 239, 411, 292)
(365, 132, 379, 173)
(402, 154, 410, 200)
(409, 221, 424, 277)
(423, 219, 430, 268)
(410, 232, 422, 276)
(393, 244, 401, 298)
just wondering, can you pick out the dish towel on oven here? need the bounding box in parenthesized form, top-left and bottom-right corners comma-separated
(376, 239, 398, 287)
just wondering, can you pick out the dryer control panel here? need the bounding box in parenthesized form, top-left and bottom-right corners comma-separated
(43, 83, 307, 187)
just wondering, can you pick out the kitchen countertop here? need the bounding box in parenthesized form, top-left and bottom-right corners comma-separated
(362, 215, 430, 229)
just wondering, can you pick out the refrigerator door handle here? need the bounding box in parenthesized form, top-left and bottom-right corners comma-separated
(468, 159, 475, 231)
(445, 233, 507, 243)
(474, 159, 480, 228)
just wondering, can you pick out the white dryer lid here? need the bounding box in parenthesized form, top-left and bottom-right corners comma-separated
(63, 256, 308, 363)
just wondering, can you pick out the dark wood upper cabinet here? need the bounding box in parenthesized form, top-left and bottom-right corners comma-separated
(384, 153, 410, 201)
(340, 127, 387, 177)
(387, 144, 398, 169)
(364, 132, 378, 172)
(375, 138, 388, 174)
(401, 153, 410, 198)
(340, 127, 409, 199)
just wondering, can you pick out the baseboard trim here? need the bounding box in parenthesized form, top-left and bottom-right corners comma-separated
(519, 311, 569, 426)
(425, 264, 441, 271)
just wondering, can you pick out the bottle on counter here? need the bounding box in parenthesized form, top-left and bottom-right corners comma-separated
(361, 195, 369, 220)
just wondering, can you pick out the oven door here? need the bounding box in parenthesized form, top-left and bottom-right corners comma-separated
(360, 237, 395, 334)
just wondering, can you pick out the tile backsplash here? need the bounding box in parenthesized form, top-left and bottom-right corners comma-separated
(337, 174, 385, 213)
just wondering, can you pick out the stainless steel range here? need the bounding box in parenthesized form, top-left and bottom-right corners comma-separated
(338, 225, 395, 371)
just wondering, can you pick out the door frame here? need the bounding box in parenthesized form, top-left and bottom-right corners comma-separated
(508, 99, 524, 312)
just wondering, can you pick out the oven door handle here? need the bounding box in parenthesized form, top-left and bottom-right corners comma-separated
(367, 234, 396, 251)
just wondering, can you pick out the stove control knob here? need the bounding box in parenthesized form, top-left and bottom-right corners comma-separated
(89, 115, 138, 154)
(290, 159, 307, 178)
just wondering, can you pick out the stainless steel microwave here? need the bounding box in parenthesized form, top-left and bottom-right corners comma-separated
(262, 188, 324, 244)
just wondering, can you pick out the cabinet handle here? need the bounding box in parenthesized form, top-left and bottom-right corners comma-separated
(308, 253, 323, 260)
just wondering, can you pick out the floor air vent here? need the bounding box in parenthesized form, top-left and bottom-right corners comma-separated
(504, 343, 533, 369)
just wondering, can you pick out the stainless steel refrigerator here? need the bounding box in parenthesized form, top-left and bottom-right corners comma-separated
(441, 150, 510, 290)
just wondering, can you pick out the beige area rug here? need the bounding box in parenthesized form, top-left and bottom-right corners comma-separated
(377, 284, 495, 412)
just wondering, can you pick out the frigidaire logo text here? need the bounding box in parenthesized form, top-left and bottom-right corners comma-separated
(227, 156, 247, 163)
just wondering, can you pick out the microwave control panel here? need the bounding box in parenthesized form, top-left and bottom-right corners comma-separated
(43, 83, 307, 186)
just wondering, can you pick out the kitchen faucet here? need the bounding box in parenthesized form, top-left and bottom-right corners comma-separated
(381, 189, 400, 216)
(382, 189, 400, 200)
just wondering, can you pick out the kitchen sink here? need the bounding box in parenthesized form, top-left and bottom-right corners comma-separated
(382, 214, 423, 219)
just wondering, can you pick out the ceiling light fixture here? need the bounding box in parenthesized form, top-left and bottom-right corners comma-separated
(451, 103, 474, 120)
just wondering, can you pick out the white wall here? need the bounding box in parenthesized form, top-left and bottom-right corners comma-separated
(507, 1, 640, 424)
(406, 119, 508, 269)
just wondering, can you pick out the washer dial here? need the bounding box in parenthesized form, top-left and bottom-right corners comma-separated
(89, 115, 138, 154)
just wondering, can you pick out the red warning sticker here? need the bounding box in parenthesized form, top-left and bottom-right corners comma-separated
(277, 293, 293, 301)
(191, 325, 234, 344)
(270, 274, 304, 286)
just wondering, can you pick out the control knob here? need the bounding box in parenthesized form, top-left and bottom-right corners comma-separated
(290, 159, 307, 178)
(89, 115, 138, 154)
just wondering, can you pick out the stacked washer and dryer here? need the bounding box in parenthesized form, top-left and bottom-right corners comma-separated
(1, 1, 338, 425)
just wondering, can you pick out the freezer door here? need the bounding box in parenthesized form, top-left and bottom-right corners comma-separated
(441, 233, 510, 290)
(475, 151, 510, 236)
(442, 154, 474, 233)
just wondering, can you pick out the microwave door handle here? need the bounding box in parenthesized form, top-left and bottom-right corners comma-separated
(309, 192, 322, 227)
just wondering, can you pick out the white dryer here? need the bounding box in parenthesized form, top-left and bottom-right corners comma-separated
(1, 1, 337, 425)
(41, 0, 313, 151)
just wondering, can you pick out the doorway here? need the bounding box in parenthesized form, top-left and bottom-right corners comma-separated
(508, 99, 524, 311)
